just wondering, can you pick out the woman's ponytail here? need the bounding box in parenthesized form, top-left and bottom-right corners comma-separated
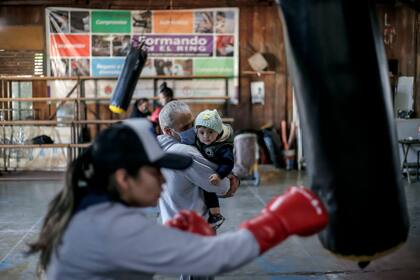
(28, 148, 93, 275)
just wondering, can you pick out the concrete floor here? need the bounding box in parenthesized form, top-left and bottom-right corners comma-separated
(0, 167, 420, 279)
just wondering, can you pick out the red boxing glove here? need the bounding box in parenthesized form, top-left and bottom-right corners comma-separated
(165, 210, 215, 236)
(240, 186, 328, 254)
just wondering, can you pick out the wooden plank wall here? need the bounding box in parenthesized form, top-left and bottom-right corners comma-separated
(0, 50, 40, 75)
(0, 6, 44, 25)
(0, 6, 45, 74)
(4, 4, 420, 128)
(233, 6, 289, 130)
(0, 26, 44, 51)
(0, 4, 290, 130)
(376, 4, 419, 115)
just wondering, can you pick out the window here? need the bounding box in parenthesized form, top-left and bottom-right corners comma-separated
(11, 82, 33, 120)
(34, 52, 44, 76)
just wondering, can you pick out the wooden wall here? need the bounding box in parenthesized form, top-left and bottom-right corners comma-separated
(0, 7, 45, 76)
(4, 3, 419, 128)
(0, 50, 38, 75)
(0, 6, 46, 111)
(0, 6, 44, 51)
(232, 6, 290, 130)
(376, 4, 419, 115)
(0, 4, 289, 130)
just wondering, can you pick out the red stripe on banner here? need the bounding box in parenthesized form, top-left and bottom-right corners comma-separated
(50, 34, 90, 57)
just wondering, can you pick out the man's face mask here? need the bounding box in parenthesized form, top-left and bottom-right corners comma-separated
(173, 127, 196, 145)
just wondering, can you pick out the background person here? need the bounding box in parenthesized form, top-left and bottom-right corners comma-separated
(149, 82, 175, 128)
(195, 12, 213, 33)
(157, 101, 235, 224)
(130, 98, 151, 118)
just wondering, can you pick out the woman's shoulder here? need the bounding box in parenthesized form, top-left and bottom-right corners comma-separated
(74, 202, 149, 227)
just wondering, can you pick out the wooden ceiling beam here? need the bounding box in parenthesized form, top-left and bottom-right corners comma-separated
(0, 0, 76, 5)
(0, 0, 274, 8)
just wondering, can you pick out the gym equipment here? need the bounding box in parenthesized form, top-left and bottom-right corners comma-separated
(276, 0, 409, 266)
(109, 41, 148, 114)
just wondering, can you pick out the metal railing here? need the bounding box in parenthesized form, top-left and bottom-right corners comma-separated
(0, 75, 233, 172)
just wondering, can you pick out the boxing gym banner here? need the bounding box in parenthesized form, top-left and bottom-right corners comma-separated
(45, 7, 239, 103)
(134, 35, 214, 57)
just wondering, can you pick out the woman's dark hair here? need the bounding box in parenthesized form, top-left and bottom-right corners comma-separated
(27, 151, 96, 275)
(130, 98, 150, 118)
(159, 82, 174, 99)
(28, 127, 143, 275)
(136, 98, 149, 105)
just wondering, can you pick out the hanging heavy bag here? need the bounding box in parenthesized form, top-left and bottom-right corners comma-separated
(275, 0, 409, 266)
(109, 42, 148, 114)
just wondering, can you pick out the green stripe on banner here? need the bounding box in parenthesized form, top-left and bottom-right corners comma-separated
(193, 58, 234, 77)
(92, 11, 131, 33)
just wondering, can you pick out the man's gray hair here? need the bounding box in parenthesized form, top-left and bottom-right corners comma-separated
(159, 101, 191, 129)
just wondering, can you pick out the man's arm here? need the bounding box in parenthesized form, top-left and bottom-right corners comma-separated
(185, 154, 230, 195)
(175, 144, 230, 195)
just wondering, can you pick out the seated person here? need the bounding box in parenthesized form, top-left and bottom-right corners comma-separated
(130, 98, 151, 118)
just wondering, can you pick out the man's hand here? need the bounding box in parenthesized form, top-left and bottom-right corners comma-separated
(220, 174, 240, 198)
(209, 174, 221, 185)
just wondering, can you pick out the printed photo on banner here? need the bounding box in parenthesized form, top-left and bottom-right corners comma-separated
(194, 11, 214, 33)
(154, 59, 173, 75)
(92, 35, 111, 56)
(132, 11, 152, 33)
(173, 59, 192, 76)
(215, 11, 235, 34)
(142, 59, 157, 76)
(70, 59, 90, 76)
(112, 35, 131, 56)
(216, 35, 234, 57)
(50, 59, 69, 77)
(70, 11, 90, 33)
(49, 10, 70, 33)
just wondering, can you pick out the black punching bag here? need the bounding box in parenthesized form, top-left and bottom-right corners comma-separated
(276, 0, 409, 264)
(109, 42, 148, 114)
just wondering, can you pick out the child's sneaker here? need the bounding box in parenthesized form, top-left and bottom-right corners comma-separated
(208, 213, 226, 229)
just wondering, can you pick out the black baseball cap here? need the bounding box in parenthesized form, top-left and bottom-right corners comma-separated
(90, 119, 192, 171)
